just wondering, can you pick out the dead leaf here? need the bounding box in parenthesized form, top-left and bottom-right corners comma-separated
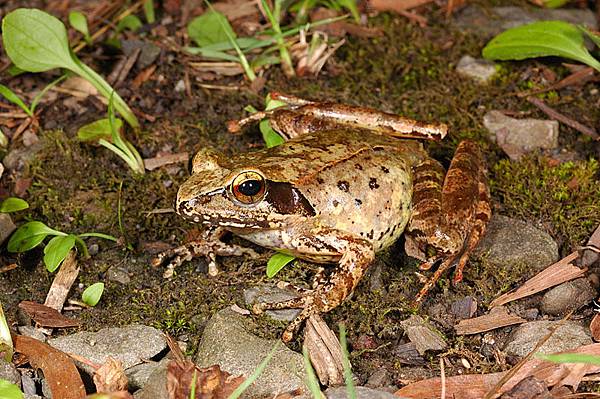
(490, 252, 584, 307)
(143, 152, 189, 171)
(94, 357, 128, 393)
(14, 335, 86, 399)
(304, 314, 344, 386)
(18, 301, 80, 328)
(167, 360, 245, 399)
(394, 343, 600, 398)
(369, 0, 433, 12)
(590, 314, 600, 342)
(45, 250, 79, 311)
(455, 306, 526, 335)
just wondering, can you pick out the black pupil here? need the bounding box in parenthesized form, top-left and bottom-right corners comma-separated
(238, 180, 262, 196)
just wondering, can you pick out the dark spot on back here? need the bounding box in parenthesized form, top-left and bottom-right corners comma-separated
(354, 198, 362, 206)
(369, 178, 380, 189)
(338, 181, 350, 192)
(317, 177, 325, 184)
(333, 200, 340, 207)
(355, 164, 363, 170)
(264, 181, 316, 217)
(381, 166, 389, 173)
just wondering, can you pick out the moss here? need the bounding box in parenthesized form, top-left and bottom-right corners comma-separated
(491, 156, 600, 251)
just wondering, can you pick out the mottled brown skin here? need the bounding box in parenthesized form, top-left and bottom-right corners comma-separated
(159, 94, 491, 342)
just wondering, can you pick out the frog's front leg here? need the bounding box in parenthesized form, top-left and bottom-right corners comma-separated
(152, 227, 259, 278)
(228, 92, 447, 141)
(406, 140, 491, 304)
(253, 229, 375, 342)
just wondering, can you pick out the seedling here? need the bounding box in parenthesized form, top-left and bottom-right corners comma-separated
(7, 220, 118, 272)
(261, 0, 295, 77)
(482, 21, 600, 73)
(0, 75, 66, 124)
(77, 94, 145, 174)
(2, 8, 140, 129)
(0, 379, 23, 399)
(0, 302, 13, 363)
(292, 0, 360, 23)
(0, 197, 29, 213)
(82, 282, 105, 306)
(143, 0, 156, 23)
(69, 11, 92, 44)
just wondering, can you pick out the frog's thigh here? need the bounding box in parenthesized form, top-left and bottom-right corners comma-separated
(407, 140, 490, 259)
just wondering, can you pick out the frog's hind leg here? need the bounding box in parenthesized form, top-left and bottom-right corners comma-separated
(406, 140, 491, 304)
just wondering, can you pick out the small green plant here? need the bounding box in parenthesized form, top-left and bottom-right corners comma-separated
(266, 252, 296, 277)
(339, 324, 357, 399)
(482, 21, 600, 73)
(68, 11, 92, 44)
(0, 75, 66, 119)
(0, 302, 13, 363)
(143, 0, 156, 23)
(261, 0, 295, 77)
(82, 282, 105, 306)
(77, 94, 145, 174)
(292, 0, 360, 23)
(7, 221, 118, 272)
(0, 379, 23, 399)
(2, 8, 140, 129)
(537, 352, 600, 365)
(0, 197, 29, 213)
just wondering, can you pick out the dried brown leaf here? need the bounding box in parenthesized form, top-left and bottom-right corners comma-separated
(370, 0, 433, 12)
(14, 335, 86, 399)
(18, 301, 80, 328)
(94, 357, 128, 393)
(144, 152, 189, 171)
(455, 306, 526, 335)
(167, 360, 245, 399)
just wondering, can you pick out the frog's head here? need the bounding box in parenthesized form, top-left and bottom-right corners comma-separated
(177, 148, 315, 229)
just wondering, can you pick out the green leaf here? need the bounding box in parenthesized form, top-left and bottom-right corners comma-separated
(266, 252, 296, 278)
(536, 352, 600, 365)
(0, 379, 23, 399)
(43, 234, 76, 272)
(0, 304, 14, 363)
(2, 8, 79, 72)
(7, 221, 64, 253)
(117, 15, 143, 33)
(0, 84, 32, 116)
(0, 198, 29, 213)
(260, 94, 287, 148)
(143, 0, 156, 23)
(541, 0, 569, 7)
(581, 26, 600, 49)
(482, 21, 600, 72)
(82, 282, 104, 306)
(68, 11, 90, 43)
(77, 118, 123, 141)
(187, 10, 237, 48)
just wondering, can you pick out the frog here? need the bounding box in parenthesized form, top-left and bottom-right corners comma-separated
(156, 92, 491, 342)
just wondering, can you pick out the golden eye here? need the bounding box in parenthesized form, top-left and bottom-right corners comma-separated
(231, 171, 266, 204)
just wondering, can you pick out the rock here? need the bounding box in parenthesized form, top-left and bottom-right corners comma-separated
(0, 358, 20, 385)
(48, 325, 166, 375)
(122, 40, 162, 69)
(366, 369, 390, 388)
(454, 5, 597, 37)
(325, 386, 401, 399)
(540, 278, 596, 316)
(244, 286, 301, 322)
(3, 142, 44, 172)
(107, 266, 131, 285)
(483, 111, 559, 160)
(450, 296, 478, 320)
(195, 308, 307, 398)
(126, 357, 170, 391)
(456, 56, 497, 84)
(399, 315, 447, 355)
(504, 320, 591, 358)
(20, 373, 37, 397)
(0, 213, 16, 245)
(474, 215, 559, 273)
(17, 326, 47, 342)
(132, 360, 169, 399)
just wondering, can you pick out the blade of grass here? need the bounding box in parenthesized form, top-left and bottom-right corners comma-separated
(261, 0, 295, 76)
(303, 345, 324, 398)
(339, 324, 356, 399)
(31, 74, 67, 113)
(227, 344, 279, 399)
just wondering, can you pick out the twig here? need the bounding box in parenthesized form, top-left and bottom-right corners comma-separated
(526, 96, 599, 140)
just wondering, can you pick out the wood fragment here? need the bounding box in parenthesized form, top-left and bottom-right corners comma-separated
(132, 65, 157, 89)
(370, 0, 433, 12)
(455, 306, 526, 335)
(45, 250, 79, 312)
(303, 314, 344, 386)
(144, 152, 189, 171)
(526, 96, 599, 140)
(590, 314, 600, 342)
(115, 48, 141, 87)
(0, 263, 17, 273)
(490, 252, 584, 307)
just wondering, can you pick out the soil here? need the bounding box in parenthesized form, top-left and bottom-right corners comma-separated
(1, 0, 599, 393)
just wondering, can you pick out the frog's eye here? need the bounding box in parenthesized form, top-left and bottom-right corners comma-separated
(231, 171, 266, 204)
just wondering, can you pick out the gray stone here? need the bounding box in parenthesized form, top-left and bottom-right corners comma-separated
(483, 111, 559, 160)
(399, 315, 447, 355)
(244, 286, 301, 322)
(195, 308, 308, 398)
(107, 266, 131, 285)
(540, 278, 596, 316)
(0, 213, 16, 245)
(366, 369, 389, 388)
(132, 360, 169, 399)
(20, 373, 37, 396)
(456, 55, 497, 84)
(0, 358, 20, 385)
(126, 357, 170, 391)
(3, 142, 44, 172)
(504, 320, 592, 358)
(48, 325, 166, 375)
(326, 386, 401, 399)
(454, 5, 597, 37)
(474, 215, 559, 273)
(122, 40, 162, 69)
(17, 326, 47, 342)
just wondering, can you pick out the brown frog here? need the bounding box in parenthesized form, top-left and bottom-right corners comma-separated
(156, 93, 491, 342)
